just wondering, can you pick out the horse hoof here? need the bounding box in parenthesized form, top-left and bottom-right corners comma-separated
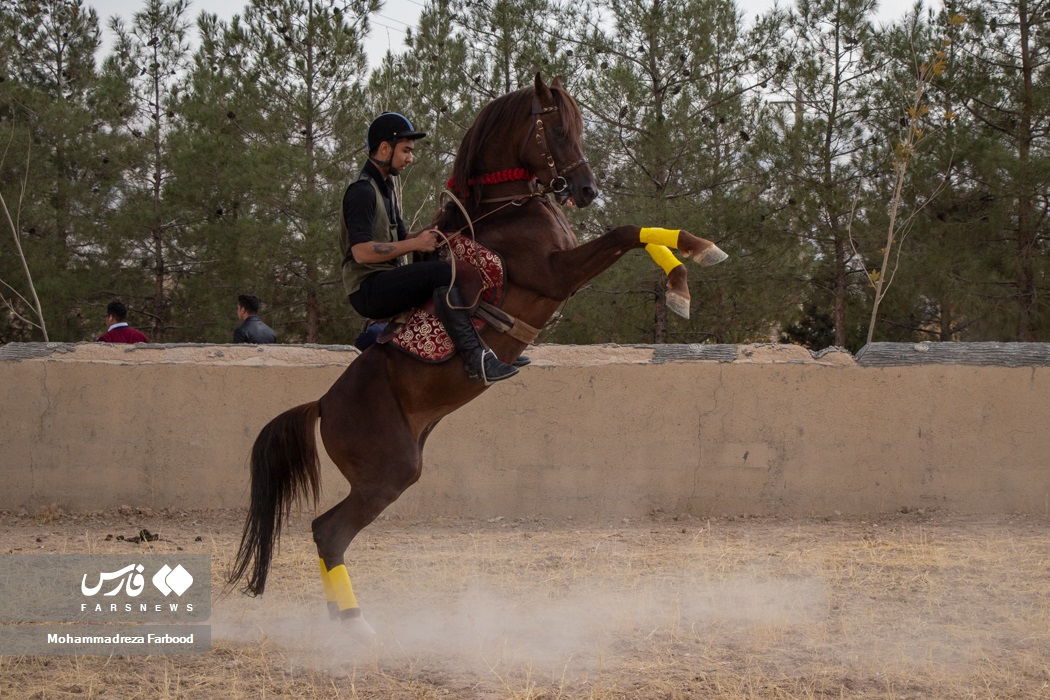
(666, 292, 691, 319)
(341, 615, 377, 641)
(692, 244, 728, 266)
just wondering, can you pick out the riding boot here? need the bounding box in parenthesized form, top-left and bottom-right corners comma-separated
(433, 287, 519, 385)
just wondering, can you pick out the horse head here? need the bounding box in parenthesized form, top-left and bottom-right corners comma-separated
(526, 74, 598, 208)
(447, 74, 599, 210)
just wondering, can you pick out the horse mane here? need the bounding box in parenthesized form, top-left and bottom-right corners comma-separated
(437, 80, 583, 230)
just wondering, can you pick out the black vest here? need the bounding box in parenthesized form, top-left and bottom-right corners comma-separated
(339, 170, 401, 296)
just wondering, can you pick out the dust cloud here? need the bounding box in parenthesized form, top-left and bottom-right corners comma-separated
(213, 572, 827, 675)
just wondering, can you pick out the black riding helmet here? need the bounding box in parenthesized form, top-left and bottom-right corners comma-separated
(366, 112, 427, 153)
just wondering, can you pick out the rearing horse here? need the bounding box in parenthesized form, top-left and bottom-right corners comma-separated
(229, 74, 726, 631)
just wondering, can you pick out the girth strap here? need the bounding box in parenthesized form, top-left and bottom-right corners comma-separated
(475, 301, 540, 345)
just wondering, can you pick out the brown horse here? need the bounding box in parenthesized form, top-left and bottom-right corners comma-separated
(228, 74, 726, 631)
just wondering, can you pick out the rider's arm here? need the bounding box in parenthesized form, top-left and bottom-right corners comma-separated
(344, 182, 439, 263)
(351, 235, 437, 264)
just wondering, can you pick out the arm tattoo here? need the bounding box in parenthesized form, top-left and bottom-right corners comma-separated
(371, 243, 396, 255)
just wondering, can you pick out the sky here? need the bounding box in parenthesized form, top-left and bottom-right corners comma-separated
(85, 0, 937, 69)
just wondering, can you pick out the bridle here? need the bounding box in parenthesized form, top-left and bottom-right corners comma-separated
(523, 93, 588, 198)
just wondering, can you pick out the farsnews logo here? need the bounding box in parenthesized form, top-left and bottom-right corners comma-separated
(81, 564, 146, 597)
(0, 554, 209, 624)
(81, 564, 193, 597)
(151, 565, 194, 596)
(80, 564, 196, 614)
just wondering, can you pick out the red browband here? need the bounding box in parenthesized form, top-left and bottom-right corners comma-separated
(447, 168, 535, 191)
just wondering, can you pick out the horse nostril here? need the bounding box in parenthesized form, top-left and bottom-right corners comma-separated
(582, 184, 598, 202)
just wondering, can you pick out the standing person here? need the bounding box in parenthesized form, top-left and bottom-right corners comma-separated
(98, 301, 149, 343)
(340, 111, 521, 384)
(233, 294, 277, 344)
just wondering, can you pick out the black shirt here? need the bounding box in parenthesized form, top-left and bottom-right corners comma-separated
(342, 160, 408, 248)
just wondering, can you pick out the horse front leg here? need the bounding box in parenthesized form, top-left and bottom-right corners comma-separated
(547, 225, 727, 318)
(640, 227, 728, 267)
(645, 244, 691, 319)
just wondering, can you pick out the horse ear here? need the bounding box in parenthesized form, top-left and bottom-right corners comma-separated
(534, 73, 552, 102)
(551, 76, 564, 90)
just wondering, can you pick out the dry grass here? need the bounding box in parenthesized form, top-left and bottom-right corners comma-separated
(1, 508, 1049, 699)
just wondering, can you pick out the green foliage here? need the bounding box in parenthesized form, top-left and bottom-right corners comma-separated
(948, 0, 1050, 340)
(449, 0, 568, 97)
(761, 0, 883, 350)
(96, 0, 196, 340)
(366, 0, 478, 230)
(854, 7, 986, 343)
(2, 0, 1049, 347)
(0, 0, 114, 341)
(551, 0, 801, 344)
(185, 0, 376, 343)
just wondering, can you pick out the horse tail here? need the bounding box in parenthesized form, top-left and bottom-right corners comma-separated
(228, 401, 321, 596)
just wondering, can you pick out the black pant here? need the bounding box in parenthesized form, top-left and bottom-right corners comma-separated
(348, 260, 453, 320)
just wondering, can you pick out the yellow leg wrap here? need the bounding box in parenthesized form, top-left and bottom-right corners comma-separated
(325, 563, 360, 611)
(646, 244, 684, 275)
(639, 227, 681, 248)
(318, 558, 336, 602)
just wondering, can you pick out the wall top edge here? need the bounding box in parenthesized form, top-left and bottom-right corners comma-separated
(0, 342, 359, 366)
(855, 342, 1050, 367)
(2, 341, 1049, 367)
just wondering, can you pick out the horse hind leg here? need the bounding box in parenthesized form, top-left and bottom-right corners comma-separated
(640, 227, 728, 267)
(311, 456, 421, 636)
(313, 496, 367, 623)
(312, 351, 427, 636)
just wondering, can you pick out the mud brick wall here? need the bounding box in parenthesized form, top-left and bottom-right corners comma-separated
(2, 342, 1048, 517)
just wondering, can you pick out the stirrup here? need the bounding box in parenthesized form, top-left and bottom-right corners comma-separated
(466, 349, 519, 385)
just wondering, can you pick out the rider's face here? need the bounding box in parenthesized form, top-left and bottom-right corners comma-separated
(390, 140, 415, 171)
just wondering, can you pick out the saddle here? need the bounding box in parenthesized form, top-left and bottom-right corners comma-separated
(376, 236, 506, 363)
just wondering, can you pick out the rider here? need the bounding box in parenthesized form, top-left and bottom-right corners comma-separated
(340, 112, 521, 384)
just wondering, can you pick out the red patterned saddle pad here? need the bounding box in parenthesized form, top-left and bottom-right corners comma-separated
(382, 236, 505, 363)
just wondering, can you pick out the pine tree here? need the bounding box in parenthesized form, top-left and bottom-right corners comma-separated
(100, 0, 194, 341)
(950, 0, 1050, 340)
(216, 0, 376, 343)
(158, 11, 268, 342)
(767, 0, 882, 350)
(552, 0, 798, 344)
(449, 0, 568, 99)
(0, 0, 111, 341)
(366, 0, 476, 232)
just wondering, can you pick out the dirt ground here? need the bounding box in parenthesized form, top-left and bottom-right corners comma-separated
(0, 506, 1048, 699)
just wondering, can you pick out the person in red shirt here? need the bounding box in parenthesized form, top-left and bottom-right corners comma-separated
(98, 301, 148, 344)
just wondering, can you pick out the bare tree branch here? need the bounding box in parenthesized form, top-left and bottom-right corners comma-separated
(0, 130, 48, 341)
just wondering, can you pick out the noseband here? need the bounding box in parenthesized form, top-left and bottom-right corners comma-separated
(525, 94, 588, 196)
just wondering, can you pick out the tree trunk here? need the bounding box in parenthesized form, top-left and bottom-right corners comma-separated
(151, 39, 166, 341)
(654, 280, 667, 343)
(1015, 0, 1036, 341)
(833, 228, 847, 347)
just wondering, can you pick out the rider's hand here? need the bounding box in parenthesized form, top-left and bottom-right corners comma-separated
(412, 228, 441, 252)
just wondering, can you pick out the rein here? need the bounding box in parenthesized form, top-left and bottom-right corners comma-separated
(433, 186, 568, 344)
(432, 187, 532, 312)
